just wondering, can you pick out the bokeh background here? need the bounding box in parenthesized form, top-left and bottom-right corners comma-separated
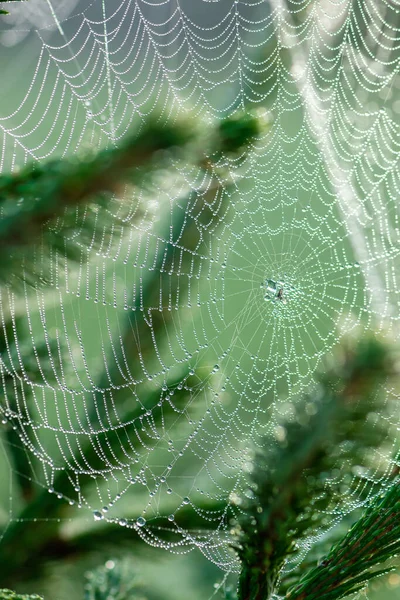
(0, 0, 400, 598)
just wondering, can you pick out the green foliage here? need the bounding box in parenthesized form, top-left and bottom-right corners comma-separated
(0, 120, 191, 287)
(234, 335, 397, 600)
(84, 560, 145, 600)
(0, 0, 26, 16)
(0, 315, 62, 500)
(0, 96, 399, 600)
(0, 111, 263, 587)
(0, 591, 42, 600)
(0, 111, 263, 289)
(286, 483, 400, 600)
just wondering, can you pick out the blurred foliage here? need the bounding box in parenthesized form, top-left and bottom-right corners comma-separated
(0, 0, 26, 16)
(0, 110, 263, 592)
(84, 560, 145, 600)
(0, 592, 42, 600)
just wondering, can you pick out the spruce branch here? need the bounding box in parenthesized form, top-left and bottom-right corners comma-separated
(286, 481, 400, 600)
(234, 335, 396, 600)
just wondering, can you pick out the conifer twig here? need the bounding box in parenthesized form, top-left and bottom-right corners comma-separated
(235, 336, 396, 600)
(0, 0, 26, 15)
(0, 112, 263, 586)
(0, 315, 62, 500)
(0, 120, 192, 287)
(286, 481, 400, 600)
(0, 592, 42, 600)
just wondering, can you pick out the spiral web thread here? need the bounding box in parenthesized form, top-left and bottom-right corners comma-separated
(0, 0, 400, 574)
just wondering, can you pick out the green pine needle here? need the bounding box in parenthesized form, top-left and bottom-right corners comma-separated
(234, 335, 397, 600)
(286, 483, 400, 600)
(0, 0, 27, 15)
(0, 591, 42, 600)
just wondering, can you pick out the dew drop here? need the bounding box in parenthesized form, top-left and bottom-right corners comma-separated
(136, 516, 146, 527)
(182, 496, 190, 505)
(168, 514, 175, 522)
(93, 510, 104, 521)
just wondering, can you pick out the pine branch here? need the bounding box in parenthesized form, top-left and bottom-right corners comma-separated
(87, 111, 261, 428)
(286, 482, 400, 600)
(0, 315, 62, 500)
(0, 120, 194, 288)
(0, 112, 263, 586)
(0, 592, 42, 600)
(0, 0, 26, 15)
(234, 335, 396, 600)
(70, 366, 203, 484)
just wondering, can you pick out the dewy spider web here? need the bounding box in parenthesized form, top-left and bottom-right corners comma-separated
(0, 0, 400, 574)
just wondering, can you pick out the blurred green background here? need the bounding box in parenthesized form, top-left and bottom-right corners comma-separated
(0, 0, 400, 598)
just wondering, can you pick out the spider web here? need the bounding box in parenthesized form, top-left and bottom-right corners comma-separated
(0, 0, 400, 576)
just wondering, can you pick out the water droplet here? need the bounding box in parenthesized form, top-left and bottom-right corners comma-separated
(119, 518, 127, 526)
(136, 516, 146, 527)
(93, 510, 104, 521)
(167, 488, 173, 494)
(212, 365, 220, 372)
(182, 497, 190, 505)
(168, 514, 175, 522)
